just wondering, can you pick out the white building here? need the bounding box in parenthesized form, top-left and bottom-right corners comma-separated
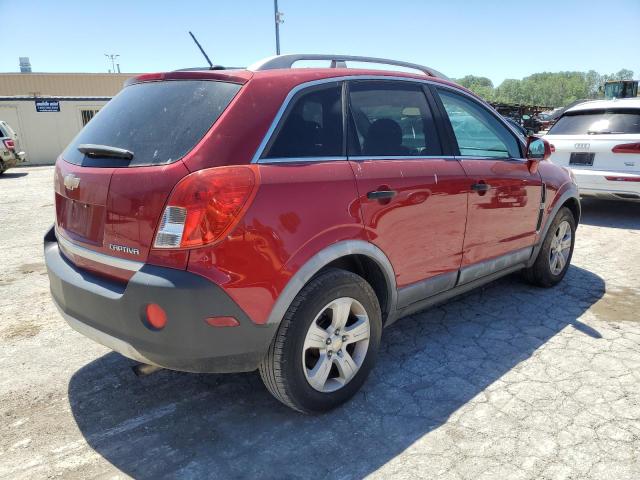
(0, 72, 135, 165)
(0, 96, 110, 165)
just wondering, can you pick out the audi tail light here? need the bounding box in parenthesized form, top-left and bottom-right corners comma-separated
(612, 143, 640, 154)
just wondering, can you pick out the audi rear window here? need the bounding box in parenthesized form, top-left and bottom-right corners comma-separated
(63, 80, 241, 167)
(548, 109, 640, 135)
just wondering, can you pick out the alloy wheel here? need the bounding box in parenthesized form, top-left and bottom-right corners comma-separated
(549, 220, 572, 275)
(302, 297, 371, 393)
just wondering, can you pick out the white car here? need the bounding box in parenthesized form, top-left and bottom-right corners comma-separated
(0, 120, 26, 174)
(544, 98, 640, 201)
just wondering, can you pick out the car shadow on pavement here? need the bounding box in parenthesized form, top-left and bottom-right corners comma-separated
(68, 265, 604, 479)
(579, 197, 640, 230)
(0, 171, 29, 179)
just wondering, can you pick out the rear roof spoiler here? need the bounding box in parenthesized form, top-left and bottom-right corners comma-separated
(247, 54, 448, 79)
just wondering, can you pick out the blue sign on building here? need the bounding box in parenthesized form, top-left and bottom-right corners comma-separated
(35, 99, 60, 112)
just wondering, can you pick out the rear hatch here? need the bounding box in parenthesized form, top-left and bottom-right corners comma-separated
(545, 108, 640, 173)
(54, 78, 242, 278)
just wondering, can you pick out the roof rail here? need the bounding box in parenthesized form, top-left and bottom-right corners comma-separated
(247, 54, 448, 79)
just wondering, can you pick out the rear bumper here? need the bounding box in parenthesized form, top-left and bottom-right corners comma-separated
(571, 169, 640, 201)
(44, 226, 277, 373)
(0, 152, 23, 169)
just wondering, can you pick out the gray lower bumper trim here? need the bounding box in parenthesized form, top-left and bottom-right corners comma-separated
(55, 301, 158, 367)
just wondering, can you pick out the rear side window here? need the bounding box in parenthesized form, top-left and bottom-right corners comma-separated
(348, 82, 441, 156)
(548, 109, 640, 135)
(64, 80, 241, 166)
(437, 88, 521, 159)
(263, 83, 343, 159)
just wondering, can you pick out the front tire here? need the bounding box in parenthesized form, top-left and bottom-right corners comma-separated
(524, 207, 576, 287)
(259, 268, 382, 414)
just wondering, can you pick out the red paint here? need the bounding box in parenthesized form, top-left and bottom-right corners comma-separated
(458, 159, 543, 265)
(54, 67, 576, 327)
(350, 158, 468, 287)
(187, 161, 363, 324)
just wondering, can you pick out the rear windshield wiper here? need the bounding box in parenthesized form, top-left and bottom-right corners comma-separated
(77, 144, 134, 160)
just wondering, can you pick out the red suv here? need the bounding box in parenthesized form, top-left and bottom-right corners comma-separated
(45, 55, 580, 413)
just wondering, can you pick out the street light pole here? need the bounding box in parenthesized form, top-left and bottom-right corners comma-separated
(104, 54, 120, 73)
(274, 0, 284, 55)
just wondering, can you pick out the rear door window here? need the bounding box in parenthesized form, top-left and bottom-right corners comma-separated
(348, 81, 441, 157)
(263, 83, 343, 159)
(548, 109, 640, 135)
(64, 80, 241, 167)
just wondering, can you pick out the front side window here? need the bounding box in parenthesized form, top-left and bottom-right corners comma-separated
(548, 109, 640, 135)
(437, 88, 521, 159)
(263, 83, 343, 159)
(348, 81, 441, 157)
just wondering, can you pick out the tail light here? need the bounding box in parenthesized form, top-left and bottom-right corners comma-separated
(153, 166, 259, 249)
(605, 176, 640, 182)
(3, 139, 15, 151)
(612, 143, 640, 154)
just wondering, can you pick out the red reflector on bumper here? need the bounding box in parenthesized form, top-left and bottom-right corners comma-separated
(145, 304, 167, 330)
(605, 176, 640, 182)
(205, 316, 239, 327)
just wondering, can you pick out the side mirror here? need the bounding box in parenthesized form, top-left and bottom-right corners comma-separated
(525, 136, 551, 173)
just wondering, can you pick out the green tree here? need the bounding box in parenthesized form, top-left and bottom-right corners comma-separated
(455, 75, 495, 101)
(456, 69, 635, 107)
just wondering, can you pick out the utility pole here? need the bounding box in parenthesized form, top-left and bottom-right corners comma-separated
(274, 0, 284, 55)
(104, 54, 120, 73)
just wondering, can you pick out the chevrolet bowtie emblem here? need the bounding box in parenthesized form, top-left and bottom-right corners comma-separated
(64, 174, 80, 191)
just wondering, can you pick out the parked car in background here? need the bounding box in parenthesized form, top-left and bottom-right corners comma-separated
(544, 98, 640, 201)
(0, 120, 26, 174)
(503, 117, 528, 138)
(45, 54, 580, 413)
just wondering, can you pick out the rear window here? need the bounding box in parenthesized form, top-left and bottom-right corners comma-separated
(549, 109, 640, 135)
(63, 80, 241, 167)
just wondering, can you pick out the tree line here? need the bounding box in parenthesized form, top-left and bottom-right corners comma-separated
(456, 69, 635, 108)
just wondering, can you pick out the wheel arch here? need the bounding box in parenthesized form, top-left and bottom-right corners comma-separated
(528, 185, 580, 267)
(265, 240, 398, 327)
(562, 196, 581, 225)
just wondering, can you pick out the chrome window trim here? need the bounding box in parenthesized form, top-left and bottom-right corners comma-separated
(252, 75, 477, 164)
(456, 155, 527, 162)
(56, 227, 144, 272)
(259, 156, 348, 164)
(252, 78, 345, 164)
(349, 155, 455, 160)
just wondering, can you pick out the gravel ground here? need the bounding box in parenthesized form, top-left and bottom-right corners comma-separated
(1, 165, 639, 480)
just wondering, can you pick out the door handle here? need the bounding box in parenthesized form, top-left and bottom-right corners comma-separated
(367, 190, 397, 200)
(470, 183, 491, 192)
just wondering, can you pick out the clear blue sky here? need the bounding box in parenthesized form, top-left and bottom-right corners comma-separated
(2, 0, 639, 86)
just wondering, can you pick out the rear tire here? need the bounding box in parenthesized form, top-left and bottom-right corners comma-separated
(259, 268, 382, 414)
(524, 207, 576, 287)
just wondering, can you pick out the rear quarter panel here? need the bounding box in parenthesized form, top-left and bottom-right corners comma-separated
(187, 161, 363, 324)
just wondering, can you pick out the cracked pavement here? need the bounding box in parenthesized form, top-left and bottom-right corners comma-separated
(1, 166, 639, 479)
